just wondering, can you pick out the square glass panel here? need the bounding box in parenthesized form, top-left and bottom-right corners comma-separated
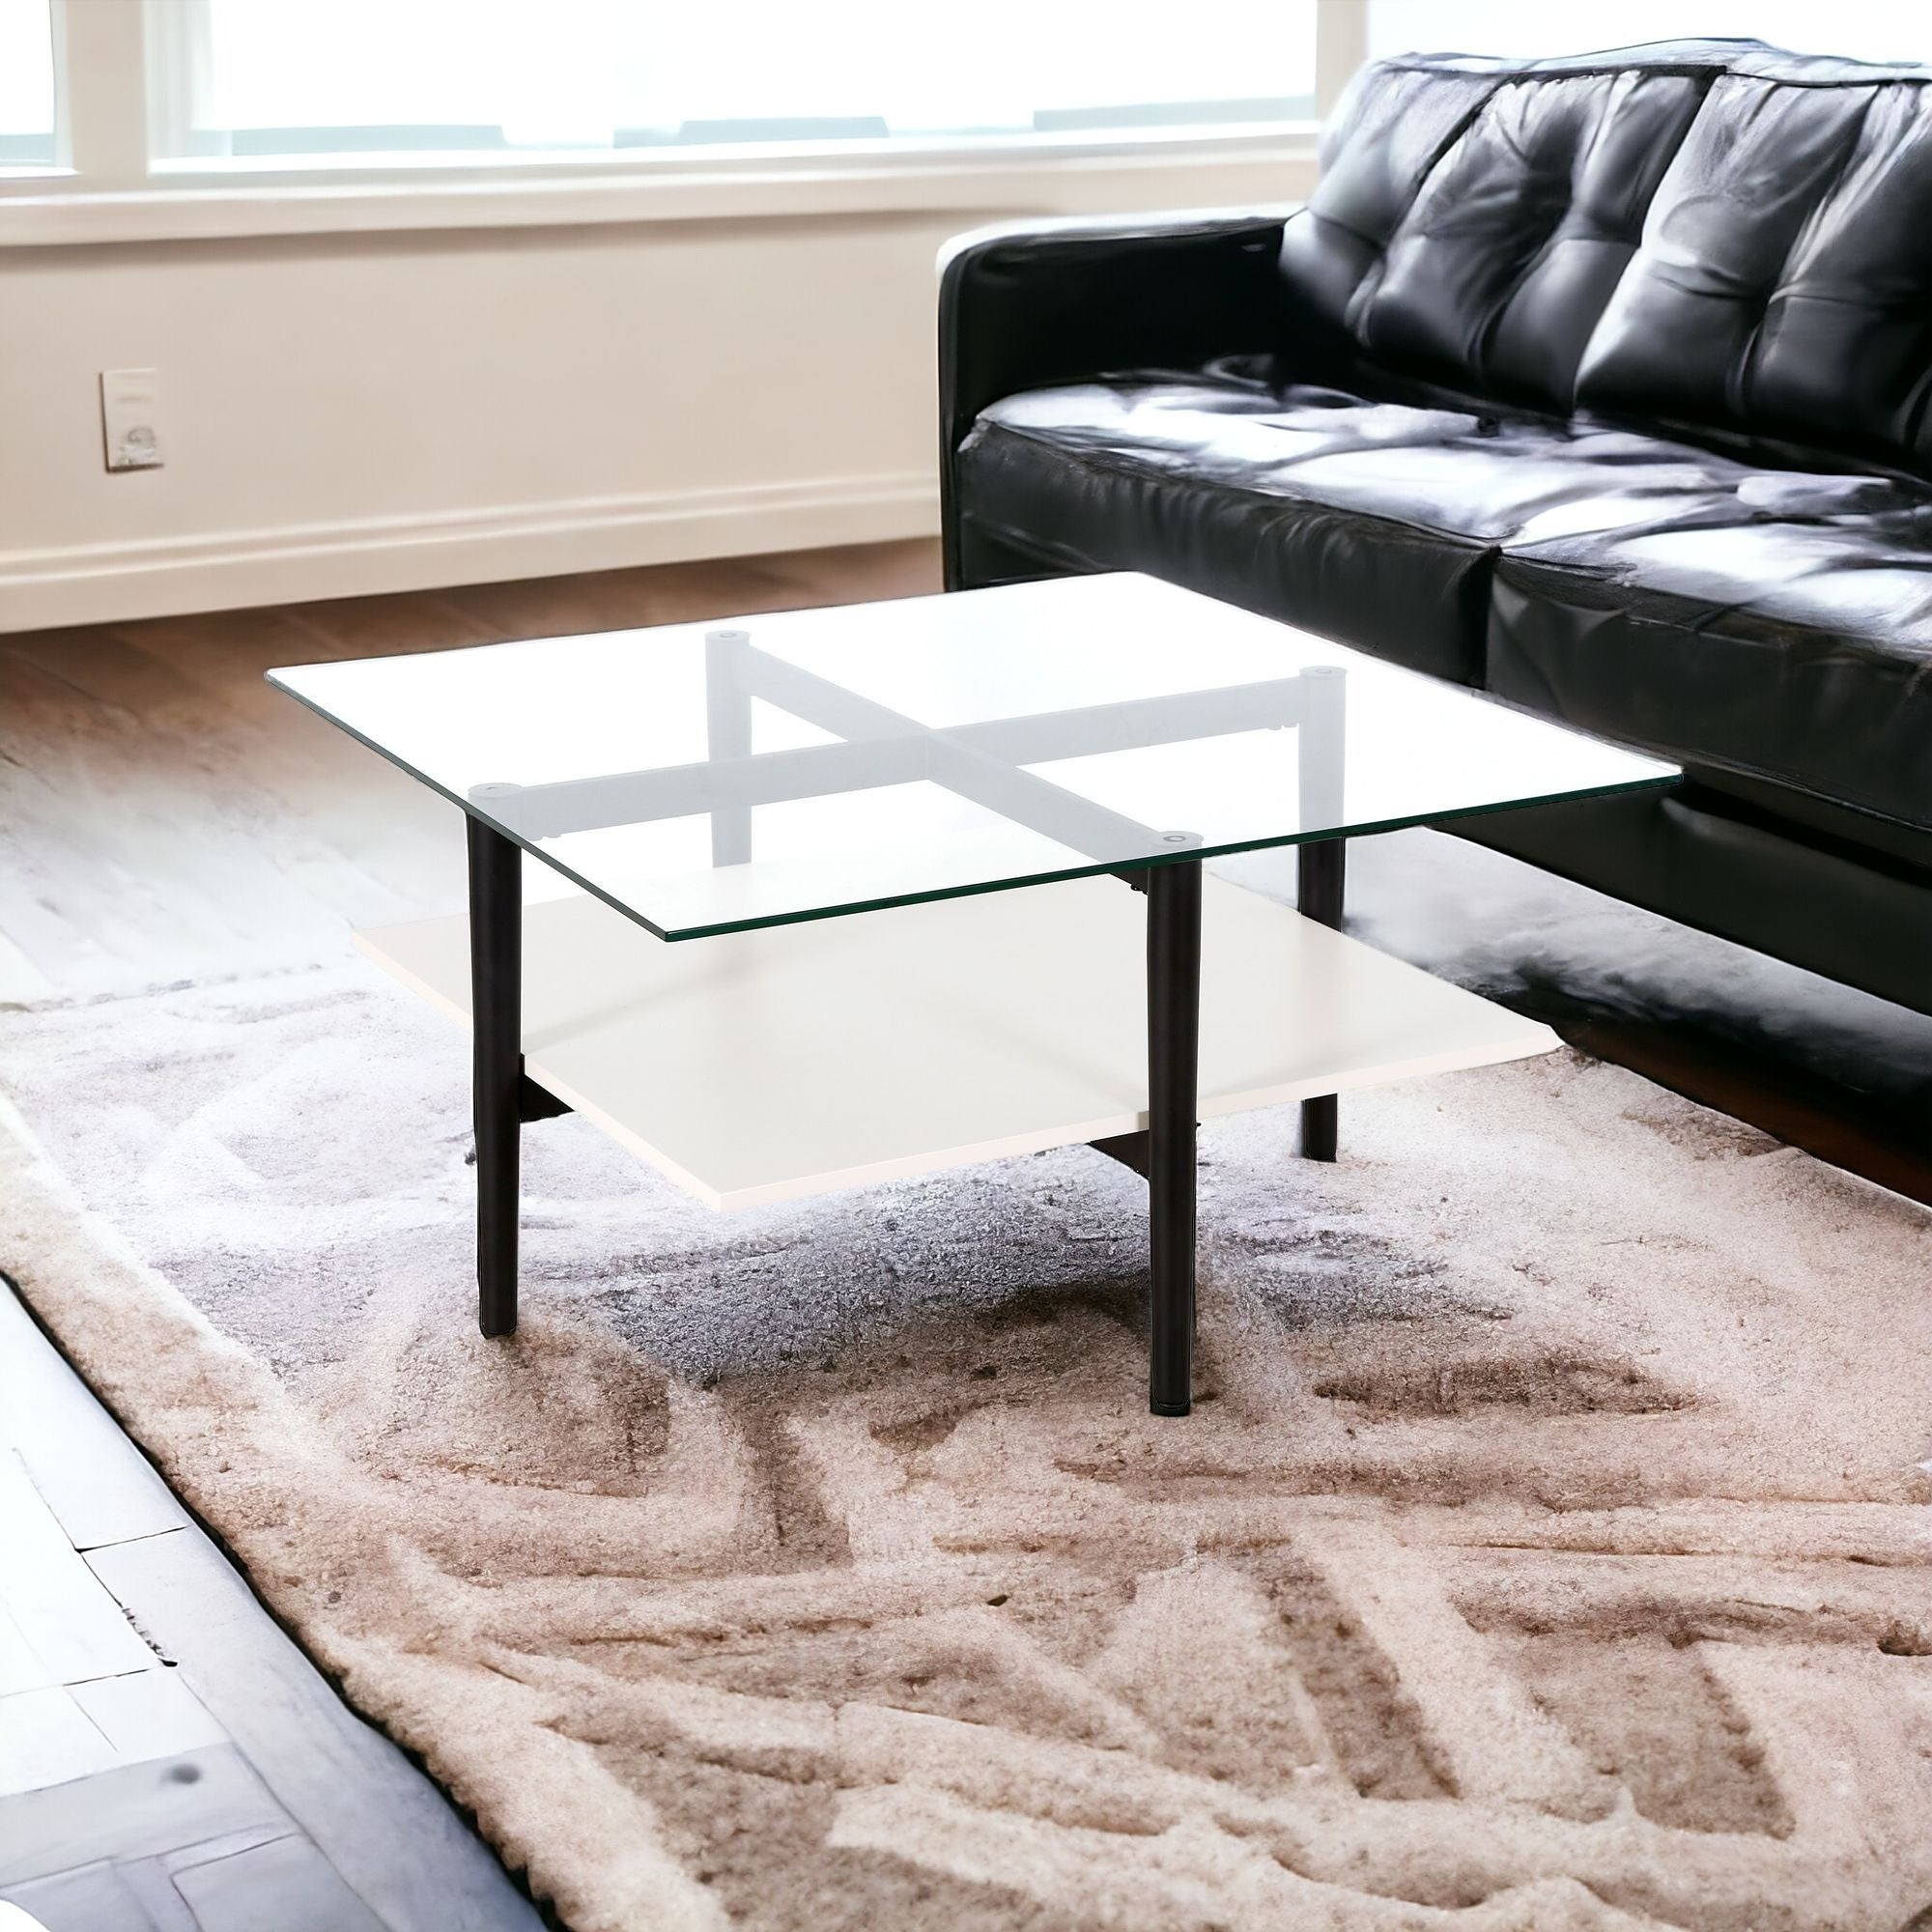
(269, 573, 1676, 940)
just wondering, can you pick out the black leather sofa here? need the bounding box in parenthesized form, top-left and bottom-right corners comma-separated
(938, 40, 1932, 1030)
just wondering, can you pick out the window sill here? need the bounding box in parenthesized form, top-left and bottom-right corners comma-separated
(0, 125, 1317, 246)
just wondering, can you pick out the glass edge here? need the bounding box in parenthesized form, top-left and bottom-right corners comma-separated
(266, 672, 679, 944)
(650, 770, 1684, 940)
(266, 667, 1679, 949)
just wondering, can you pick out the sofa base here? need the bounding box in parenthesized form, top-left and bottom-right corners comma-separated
(1230, 816, 1932, 1204)
(1450, 783, 1932, 1023)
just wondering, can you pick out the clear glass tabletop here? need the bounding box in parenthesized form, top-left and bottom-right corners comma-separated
(269, 572, 1677, 941)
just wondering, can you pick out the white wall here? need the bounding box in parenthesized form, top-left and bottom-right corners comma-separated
(0, 150, 1311, 631)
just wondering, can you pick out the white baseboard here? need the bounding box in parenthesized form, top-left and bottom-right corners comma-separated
(0, 471, 939, 633)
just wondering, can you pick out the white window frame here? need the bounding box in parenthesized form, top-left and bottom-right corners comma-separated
(4, 0, 1361, 244)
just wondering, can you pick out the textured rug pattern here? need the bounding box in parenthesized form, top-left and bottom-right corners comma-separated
(4, 961, 1932, 1931)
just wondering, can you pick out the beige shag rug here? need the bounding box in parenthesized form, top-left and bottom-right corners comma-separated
(4, 959, 1932, 1932)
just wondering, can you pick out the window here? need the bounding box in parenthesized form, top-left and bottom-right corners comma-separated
(0, 0, 55, 166)
(149, 0, 1319, 167)
(1368, 0, 1932, 66)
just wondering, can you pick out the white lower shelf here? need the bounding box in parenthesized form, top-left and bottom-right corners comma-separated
(355, 875, 1557, 1211)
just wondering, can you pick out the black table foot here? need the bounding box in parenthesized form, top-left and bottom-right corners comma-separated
(1146, 858, 1202, 1416)
(1299, 1093, 1338, 1163)
(1297, 839, 1346, 1162)
(468, 813, 522, 1338)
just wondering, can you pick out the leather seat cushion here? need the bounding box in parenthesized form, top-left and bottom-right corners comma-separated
(1493, 505, 1932, 828)
(952, 364, 1887, 688)
(954, 371, 1494, 681)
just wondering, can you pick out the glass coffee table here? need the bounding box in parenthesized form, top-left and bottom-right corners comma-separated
(270, 573, 1675, 1415)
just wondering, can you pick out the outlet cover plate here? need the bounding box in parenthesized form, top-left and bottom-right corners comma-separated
(100, 368, 163, 471)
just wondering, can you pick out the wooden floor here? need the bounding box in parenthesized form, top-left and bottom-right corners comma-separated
(0, 1282, 542, 1932)
(0, 540, 941, 1006)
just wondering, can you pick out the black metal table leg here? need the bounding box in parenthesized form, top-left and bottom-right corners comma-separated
(468, 814, 522, 1338)
(1297, 838, 1346, 1162)
(1147, 859, 1203, 1416)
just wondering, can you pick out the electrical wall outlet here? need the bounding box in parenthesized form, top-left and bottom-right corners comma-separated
(100, 368, 163, 471)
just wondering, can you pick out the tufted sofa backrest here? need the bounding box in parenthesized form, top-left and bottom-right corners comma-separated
(1281, 40, 1932, 477)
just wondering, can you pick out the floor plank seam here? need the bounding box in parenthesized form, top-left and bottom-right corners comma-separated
(74, 1525, 188, 1558)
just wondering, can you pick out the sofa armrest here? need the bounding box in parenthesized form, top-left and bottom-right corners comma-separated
(937, 210, 1291, 586)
